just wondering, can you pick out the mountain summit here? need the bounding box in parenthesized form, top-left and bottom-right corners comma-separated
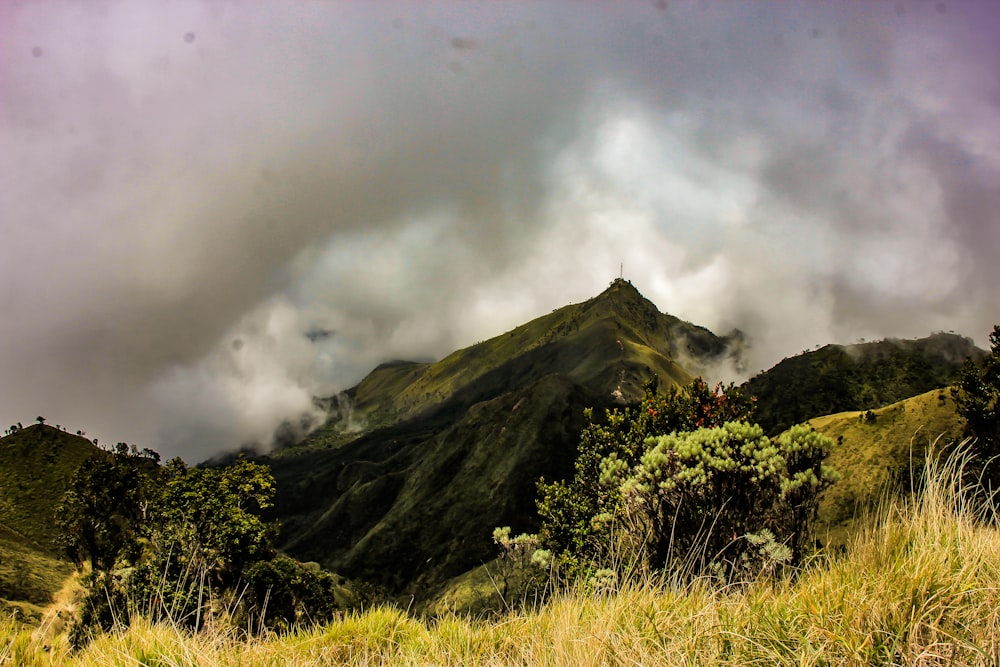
(266, 280, 743, 601)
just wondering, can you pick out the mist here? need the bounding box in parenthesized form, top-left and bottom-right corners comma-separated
(2, 1, 998, 460)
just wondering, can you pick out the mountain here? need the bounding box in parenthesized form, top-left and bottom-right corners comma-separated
(745, 333, 984, 435)
(0, 425, 100, 618)
(266, 280, 744, 600)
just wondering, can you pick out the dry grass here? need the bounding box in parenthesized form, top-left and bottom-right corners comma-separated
(5, 444, 1000, 666)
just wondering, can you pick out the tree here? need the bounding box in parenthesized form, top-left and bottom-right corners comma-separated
(952, 325, 1000, 482)
(35, 416, 45, 425)
(151, 457, 278, 592)
(55, 452, 149, 571)
(65, 454, 287, 641)
(240, 555, 345, 632)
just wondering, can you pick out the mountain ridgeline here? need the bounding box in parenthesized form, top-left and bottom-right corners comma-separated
(746, 333, 984, 435)
(266, 280, 745, 600)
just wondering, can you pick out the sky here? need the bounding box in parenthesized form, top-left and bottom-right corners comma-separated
(2, 1, 999, 461)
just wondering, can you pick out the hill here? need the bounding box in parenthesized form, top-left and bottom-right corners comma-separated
(0, 425, 100, 556)
(267, 280, 744, 601)
(0, 424, 100, 619)
(806, 388, 965, 544)
(746, 333, 983, 435)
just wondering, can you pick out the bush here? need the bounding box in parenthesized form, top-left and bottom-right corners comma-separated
(952, 325, 1000, 485)
(534, 377, 760, 582)
(608, 422, 837, 579)
(240, 555, 343, 632)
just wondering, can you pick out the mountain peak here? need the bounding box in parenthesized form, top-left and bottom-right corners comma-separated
(595, 278, 645, 303)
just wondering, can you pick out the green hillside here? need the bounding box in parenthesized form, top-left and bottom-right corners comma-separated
(268, 280, 744, 602)
(0, 425, 100, 555)
(746, 333, 982, 435)
(0, 425, 101, 620)
(807, 388, 965, 544)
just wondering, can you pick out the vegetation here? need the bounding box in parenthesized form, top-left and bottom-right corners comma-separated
(747, 332, 982, 435)
(952, 325, 1000, 484)
(5, 448, 1000, 666)
(55, 450, 348, 646)
(535, 377, 758, 580)
(534, 378, 836, 587)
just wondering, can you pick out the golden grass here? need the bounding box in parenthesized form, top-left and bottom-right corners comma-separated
(5, 445, 1000, 666)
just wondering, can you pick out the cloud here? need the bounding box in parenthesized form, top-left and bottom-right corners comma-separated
(2, 1, 998, 460)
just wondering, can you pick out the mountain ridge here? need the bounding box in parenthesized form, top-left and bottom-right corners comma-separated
(267, 279, 745, 600)
(746, 332, 984, 435)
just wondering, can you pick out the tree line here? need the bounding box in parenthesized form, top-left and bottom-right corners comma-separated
(55, 445, 349, 646)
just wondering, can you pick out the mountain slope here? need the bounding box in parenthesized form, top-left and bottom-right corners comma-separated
(268, 280, 742, 600)
(746, 333, 983, 435)
(299, 279, 743, 450)
(0, 424, 101, 555)
(0, 425, 100, 618)
(806, 388, 965, 545)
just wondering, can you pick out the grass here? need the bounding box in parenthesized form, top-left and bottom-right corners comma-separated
(5, 443, 1000, 666)
(0, 425, 99, 554)
(808, 388, 965, 545)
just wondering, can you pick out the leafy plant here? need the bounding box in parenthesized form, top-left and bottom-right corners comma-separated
(609, 422, 837, 579)
(60, 451, 346, 645)
(534, 377, 756, 581)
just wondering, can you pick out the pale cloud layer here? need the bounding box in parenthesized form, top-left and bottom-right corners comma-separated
(2, 1, 998, 459)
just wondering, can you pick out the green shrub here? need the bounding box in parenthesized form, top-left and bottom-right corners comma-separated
(608, 422, 837, 579)
(535, 377, 758, 581)
(240, 555, 342, 632)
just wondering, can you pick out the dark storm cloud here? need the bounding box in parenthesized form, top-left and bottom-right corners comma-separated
(1, 1, 998, 459)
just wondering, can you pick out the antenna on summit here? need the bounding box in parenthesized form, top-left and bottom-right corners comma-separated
(619, 262, 623, 280)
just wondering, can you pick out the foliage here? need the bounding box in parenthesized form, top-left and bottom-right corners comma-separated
(608, 422, 837, 578)
(240, 555, 343, 632)
(491, 527, 548, 610)
(59, 452, 345, 645)
(748, 332, 982, 435)
(54, 453, 150, 571)
(7, 450, 1000, 666)
(535, 377, 756, 580)
(152, 457, 278, 591)
(952, 325, 1000, 480)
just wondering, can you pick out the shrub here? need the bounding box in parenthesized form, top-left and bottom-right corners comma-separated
(608, 422, 837, 579)
(534, 377, 760, 581)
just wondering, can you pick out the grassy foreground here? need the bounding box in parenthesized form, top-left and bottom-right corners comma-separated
(4, 453, 1000, 666)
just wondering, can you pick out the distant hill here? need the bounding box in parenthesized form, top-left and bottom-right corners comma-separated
(0, 424, 100, 618)
(806, 388, 966, 545)
(267, 280, 744, 602)
(301, 279, 744, 450)
(0, 424, 100, 555)
(745, 333, 983, 435)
